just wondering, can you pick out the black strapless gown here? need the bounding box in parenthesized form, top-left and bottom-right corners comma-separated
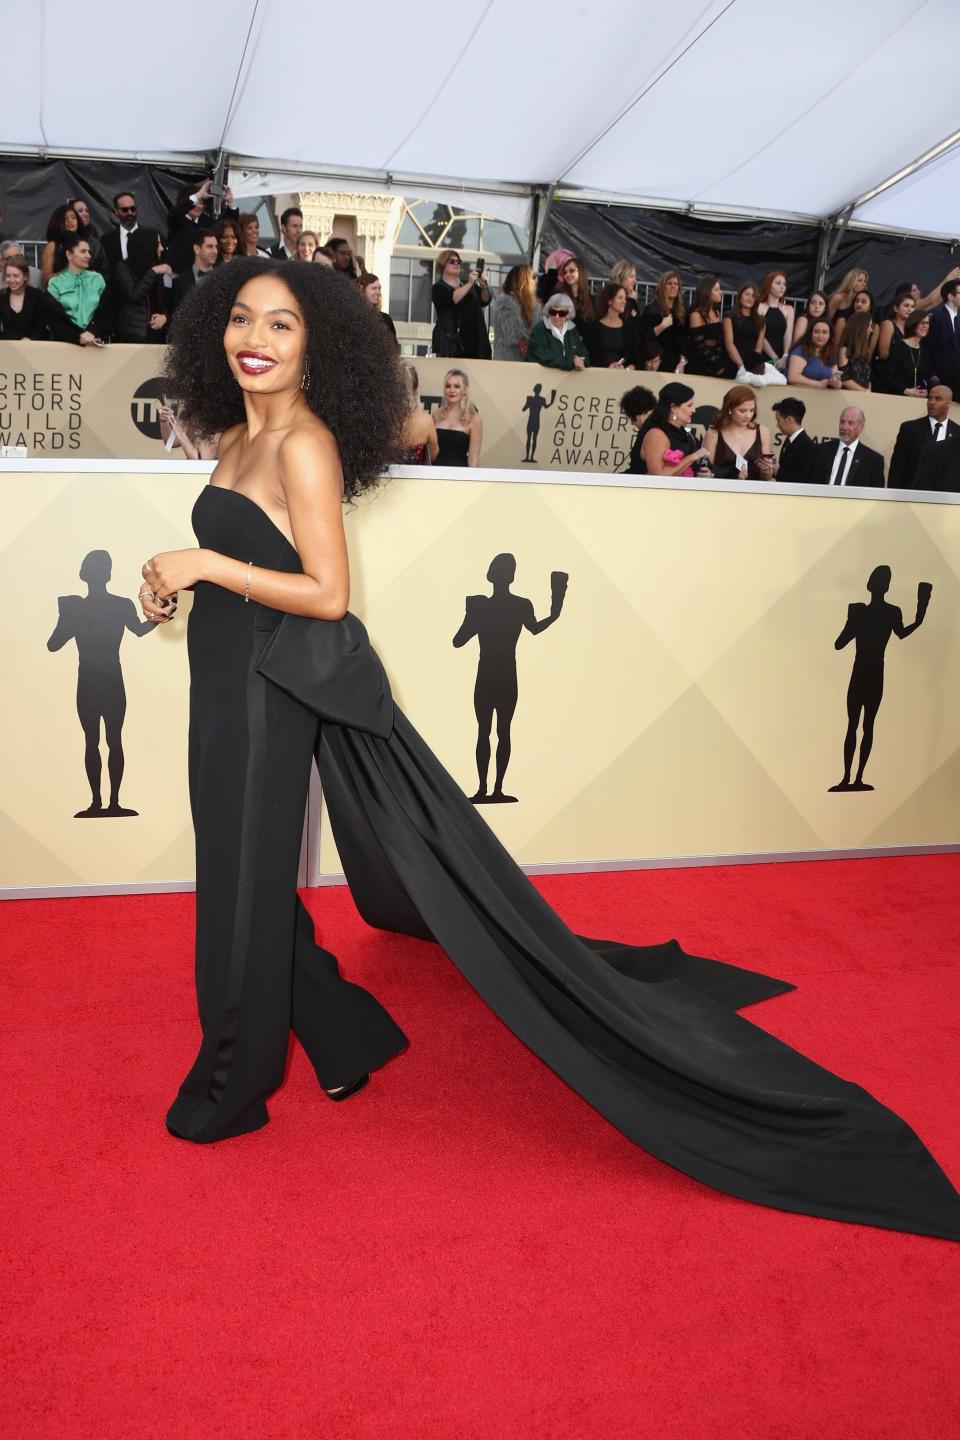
(168, 484, 960, 1241)
(435, 427, 470, 466)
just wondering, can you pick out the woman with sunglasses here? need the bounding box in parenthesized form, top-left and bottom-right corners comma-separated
(431, 249, 491, 360)
(526, 292, 590, 370)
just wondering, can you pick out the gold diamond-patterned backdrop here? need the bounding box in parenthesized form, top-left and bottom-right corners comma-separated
(1, 469, 958, 894)
(0, 340, 943, 475)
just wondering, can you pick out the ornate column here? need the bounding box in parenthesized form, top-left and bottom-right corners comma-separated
(297, 192, 404, 306)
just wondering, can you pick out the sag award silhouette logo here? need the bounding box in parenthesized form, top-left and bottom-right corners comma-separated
(452, 555, 568, 804)
(520, 384, 630, 469)
(829, 565, 932, 793)
(47, 550, 156, 817)
(522, 383, 557, 463)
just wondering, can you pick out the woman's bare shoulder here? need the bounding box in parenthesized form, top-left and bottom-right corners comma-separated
(278, 416, 344, 496)
(217, 423, 246, 458)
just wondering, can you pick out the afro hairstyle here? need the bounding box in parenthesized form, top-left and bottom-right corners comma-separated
(162, 257, 407, 499)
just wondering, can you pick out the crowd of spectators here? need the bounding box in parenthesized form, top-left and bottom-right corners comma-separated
(0, 190, 396, 350)
(445, 251, 960, 403)
(3, 190, 960, 488)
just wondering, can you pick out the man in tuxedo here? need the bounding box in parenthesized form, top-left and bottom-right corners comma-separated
(888, 385, 959, 488)
(809, 407, 885, 488)
(167, 179, 238, 273)
(100, 192, 140, 269)
(925, 280, 960, 393)
(170, 231, 219, 315)
(772, 397, 816, 483)
(269, 207, 303, 260)
(916, 434, 960, 492)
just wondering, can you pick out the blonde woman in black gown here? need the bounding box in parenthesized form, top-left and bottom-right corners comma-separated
(138, 259, 960, 1240)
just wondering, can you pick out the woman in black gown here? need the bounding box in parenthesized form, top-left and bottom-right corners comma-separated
(141, 259, 960, 1240)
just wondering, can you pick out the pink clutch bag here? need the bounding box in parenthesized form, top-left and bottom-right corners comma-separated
(663, 448, 694, 477)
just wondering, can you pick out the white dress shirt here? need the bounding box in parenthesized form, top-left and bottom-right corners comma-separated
(120, 222, 139, 261)
(829, 437, 859, 485)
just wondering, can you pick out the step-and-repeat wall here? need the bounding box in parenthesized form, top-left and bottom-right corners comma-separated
(0, 340, 940, 476)
(2, 466, 958, 895)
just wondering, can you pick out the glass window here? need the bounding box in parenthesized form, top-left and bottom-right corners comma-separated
(444, 215, 480, 252)
(396, 212, 428, 245)
(389, 260, 411, 321)
(411, 202, 451, 245)
(410, 258, 434, 323)
(481, 219, 525, 257)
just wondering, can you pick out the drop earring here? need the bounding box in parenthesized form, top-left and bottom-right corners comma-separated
(301, 361, 312, 391)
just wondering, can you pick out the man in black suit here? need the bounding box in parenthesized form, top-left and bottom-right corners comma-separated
(269, 207, 303, 260)
(167, 179, 239, 274)
(772, 397, 816, 483)
(925, 280, 960, 393)
(916, 434, 960, 492)
(888, 385, 959, 488)
(809, 407, 885, 488)
(100, 191, 141, 269)
(170, 231, 219, 315)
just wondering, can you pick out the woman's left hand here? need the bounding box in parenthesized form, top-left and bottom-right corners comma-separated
(149, 313, 168, 331)
(142, 548, 207, 601)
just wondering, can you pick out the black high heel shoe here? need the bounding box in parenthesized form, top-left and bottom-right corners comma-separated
(324, 1074, 370, 1102)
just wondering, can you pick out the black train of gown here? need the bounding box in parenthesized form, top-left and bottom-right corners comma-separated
(171, 485, 960, 1241)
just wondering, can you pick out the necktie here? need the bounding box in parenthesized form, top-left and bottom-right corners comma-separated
(833, 445, 850, 485)
(932, 421, 942, 441)
(954, 311, 960, 340)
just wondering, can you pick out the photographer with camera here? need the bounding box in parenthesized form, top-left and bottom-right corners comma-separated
(166, 177, 238, 274)
(431, 249, 492, 360)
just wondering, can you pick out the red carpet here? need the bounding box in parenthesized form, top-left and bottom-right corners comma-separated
(2, 856, 959, 1439)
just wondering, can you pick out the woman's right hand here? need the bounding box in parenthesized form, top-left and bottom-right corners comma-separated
(153, 262, 173, 277)
(138, 585, 178, 624)
(658, 313, 673, 331)
(573, 355, 586, 371)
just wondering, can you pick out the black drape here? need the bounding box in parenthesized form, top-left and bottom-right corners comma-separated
(542, 201, 959, 308)
(0, 156, 200, 244)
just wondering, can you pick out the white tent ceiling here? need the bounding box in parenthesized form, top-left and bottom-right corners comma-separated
(2, 0, 958, 238)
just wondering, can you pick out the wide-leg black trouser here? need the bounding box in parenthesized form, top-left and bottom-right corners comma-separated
(166, 610, 406, 1144)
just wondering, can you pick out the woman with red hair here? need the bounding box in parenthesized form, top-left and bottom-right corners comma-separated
(703, 384, 775, 481)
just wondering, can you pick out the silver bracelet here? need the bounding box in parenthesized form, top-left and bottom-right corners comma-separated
(244, 561, 252, 603)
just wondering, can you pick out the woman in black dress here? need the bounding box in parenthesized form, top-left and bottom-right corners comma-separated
(0, 256, 48, 339)
(636, 381, 710, 477)
(431, 249, 491, 359)
(583, 282, 635, 369)
(139, 259, 960, 1240)
(434, 367, 482, 466)
(609, 261, 641, 321)
(876, 302, 932, 396)
(722, 282, 765, 374)
(702, 384, 775, 480)
(639, 270, 686, 374)
(684, 276, 729, 377)
(757, 270, 795, 367)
